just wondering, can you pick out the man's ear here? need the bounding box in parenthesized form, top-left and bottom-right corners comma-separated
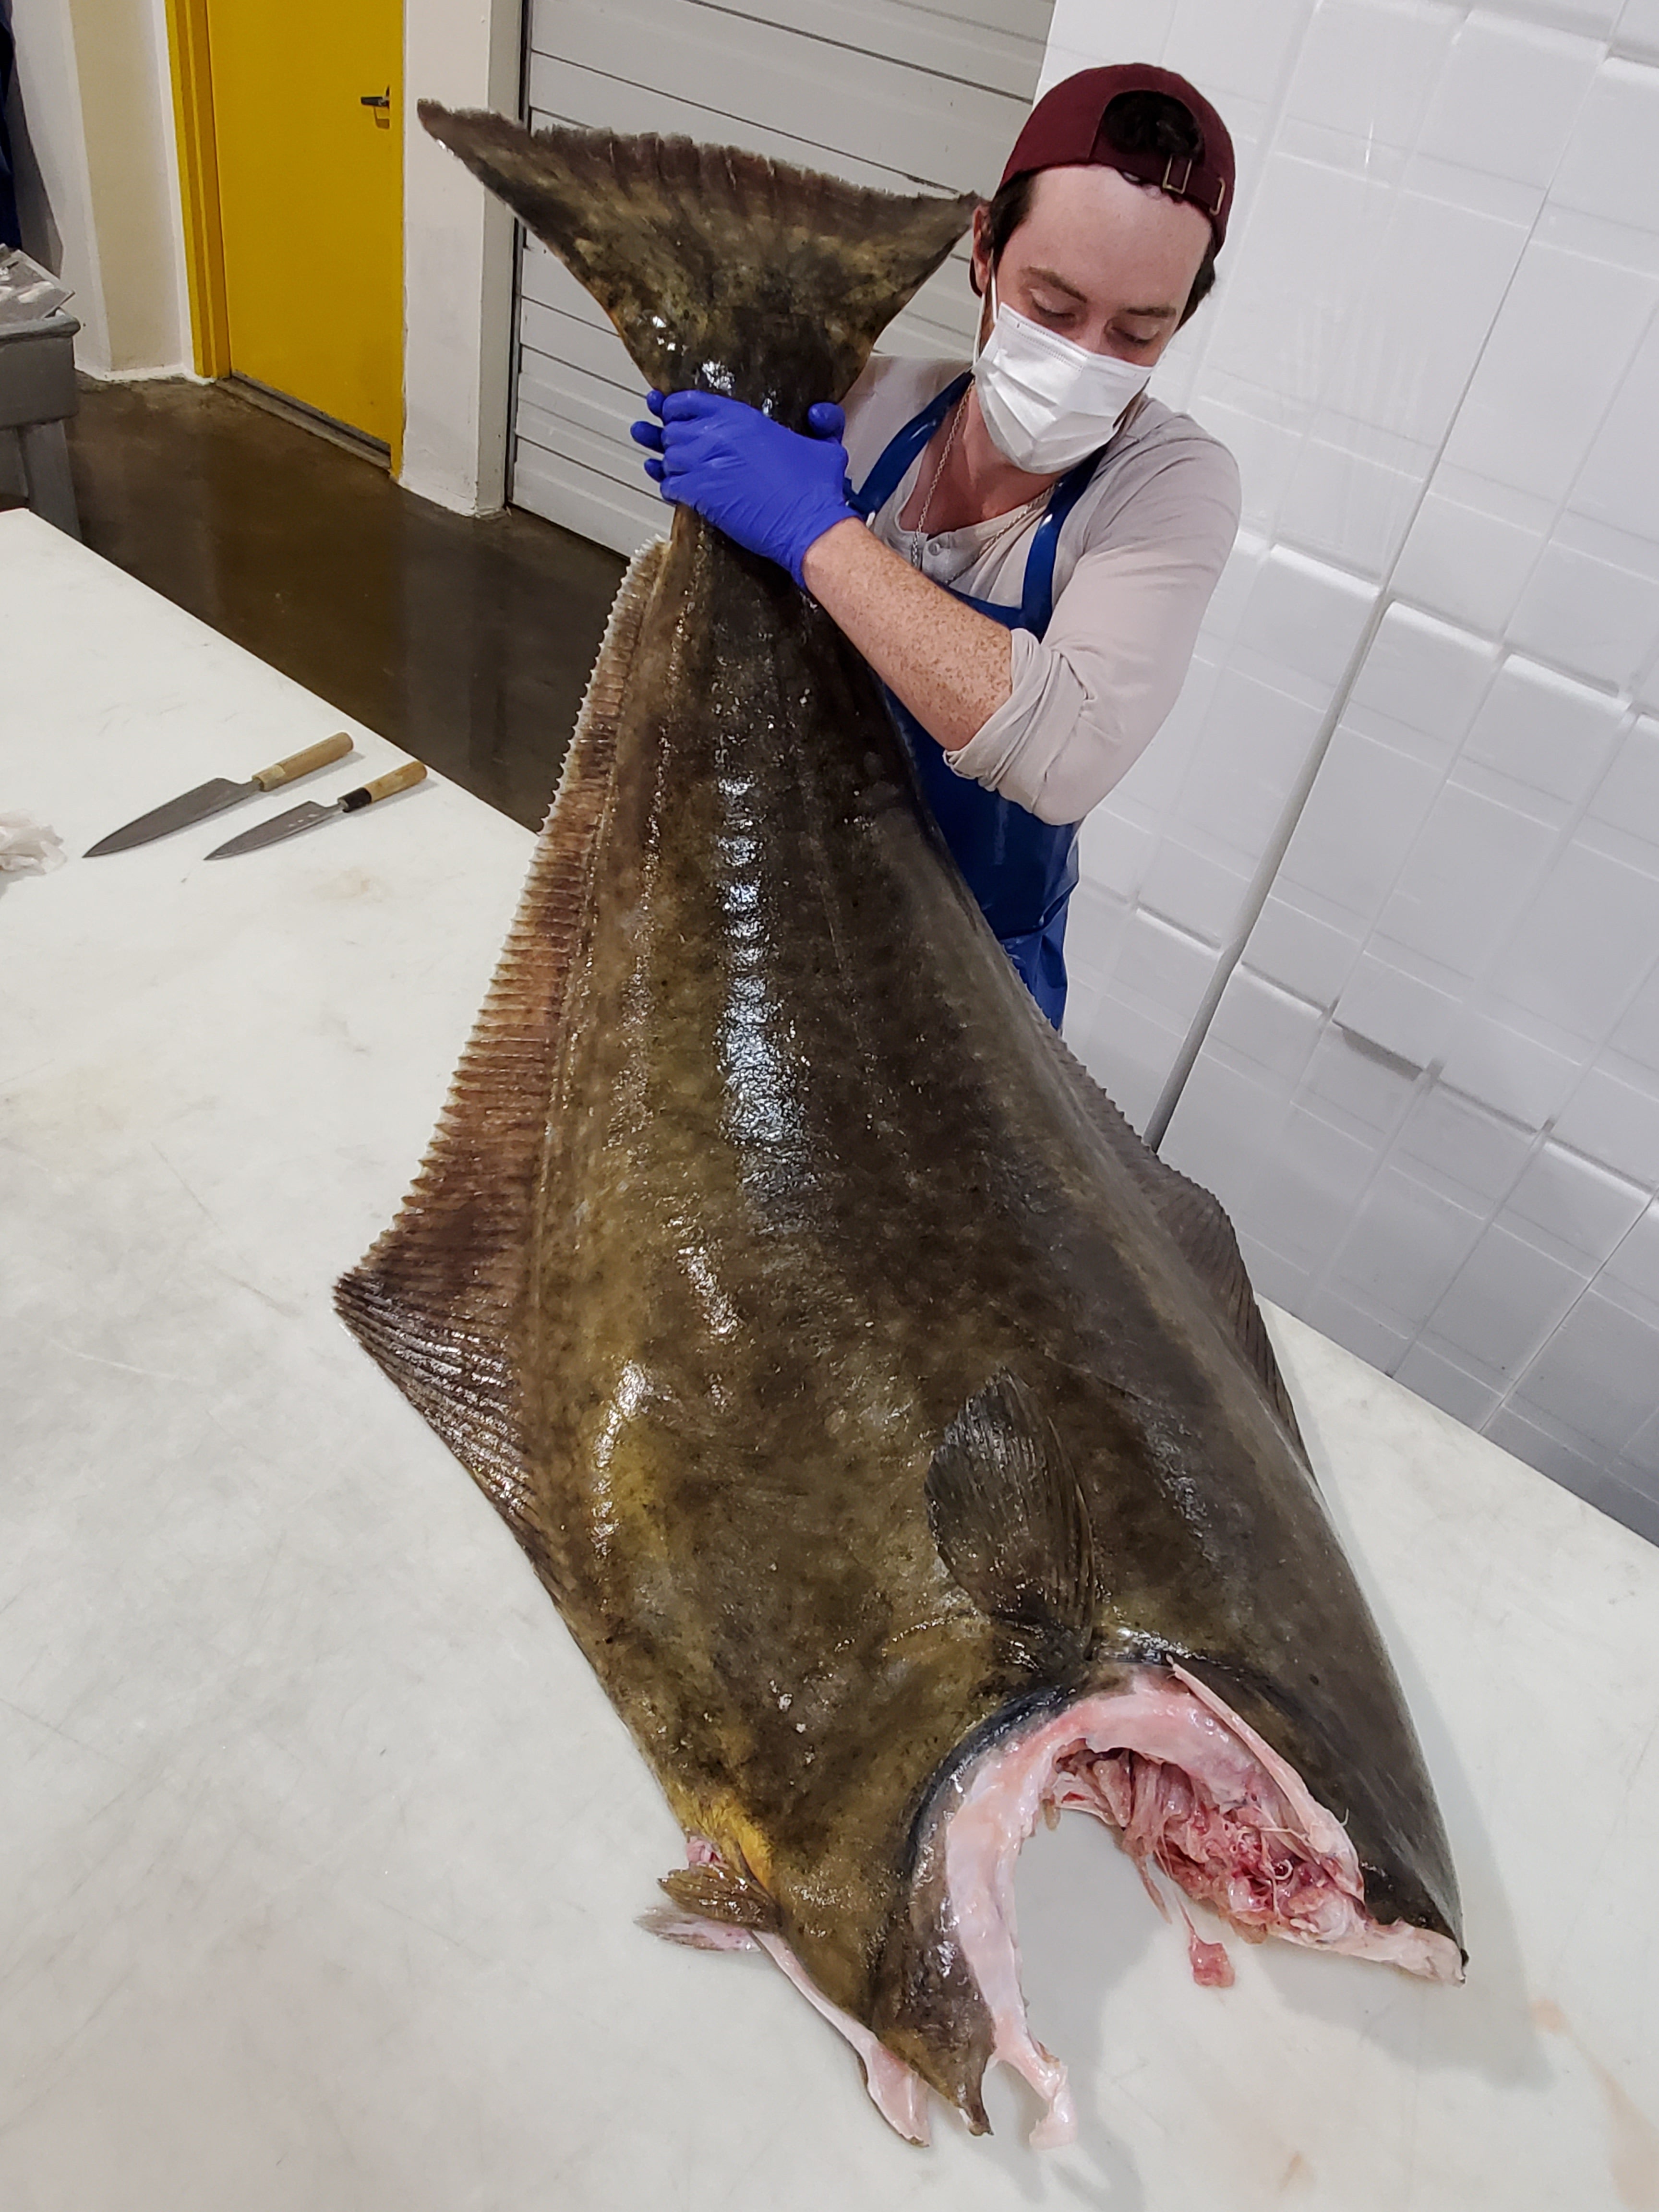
(968, 201, 991, 298)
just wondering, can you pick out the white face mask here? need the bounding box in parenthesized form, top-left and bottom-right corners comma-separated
(972, 274, 1152, 475)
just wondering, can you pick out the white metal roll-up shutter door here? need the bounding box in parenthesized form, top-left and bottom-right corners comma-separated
(511, 0, 1054, 556)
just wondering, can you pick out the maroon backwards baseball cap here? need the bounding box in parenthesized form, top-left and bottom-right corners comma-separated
(1000, 65, 1235, 252)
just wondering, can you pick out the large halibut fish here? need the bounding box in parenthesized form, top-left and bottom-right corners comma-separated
(338, 106, 1463, 2147)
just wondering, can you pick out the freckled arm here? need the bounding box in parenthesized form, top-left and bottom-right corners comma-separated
(800, 519, 1013, 756)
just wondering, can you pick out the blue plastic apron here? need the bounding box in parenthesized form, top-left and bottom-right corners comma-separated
(849, 371, 1102, 1030)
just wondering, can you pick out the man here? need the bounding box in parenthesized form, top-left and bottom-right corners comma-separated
(631, 65, 1239, 1029)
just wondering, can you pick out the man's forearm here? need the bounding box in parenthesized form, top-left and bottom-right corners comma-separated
(800, 519, 1014, 755)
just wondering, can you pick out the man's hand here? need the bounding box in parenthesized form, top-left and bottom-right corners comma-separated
(630, 391, 857, 586)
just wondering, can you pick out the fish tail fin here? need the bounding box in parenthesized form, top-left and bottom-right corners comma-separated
(419, 104, 978, 416)
(333, 535, 670, 1537)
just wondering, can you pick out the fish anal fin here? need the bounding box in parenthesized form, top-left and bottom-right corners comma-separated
(334, 538, 669, 1533)
(926, 1374, 1095, 1639)
(659, 1862, 782, 1937)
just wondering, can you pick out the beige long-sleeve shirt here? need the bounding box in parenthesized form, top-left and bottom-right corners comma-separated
(840, 355, 1241, 826)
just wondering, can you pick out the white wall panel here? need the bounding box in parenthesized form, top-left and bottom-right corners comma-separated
(1418, 13, 1600, 186)
(1576, 325, 1659, 537)
(1617, 0, 1659, 59)
(1508, 520, 1659, 687)
(1493, 0, 1621, 35)
(1551, 52, 1659, 214)
(1334, 952, 1463, 1067)
(1440, 246, 1656, 503)
(1490, 837, 1659, 1035)
(1428, 1223, 1591, 1372)
(1393, 467, 1554, 636)
(1279, 736, 1442, 915)
(1461, 658, 1623, 800)
(1395, 1086, 1533, 1201)
(1292, 0, 1461, 139)
(1436, 1010, 1585, 1125)
(1156, 0, 1314, 110)
(1039, 2, 1659, 1539)
(1505, 1142, 1649, 1255)
(1554, 1062, 1659, 1183)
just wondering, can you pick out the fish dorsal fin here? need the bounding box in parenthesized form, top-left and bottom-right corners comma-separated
(418, 106, 977, 418)
(1146, 1169, 1309, 1455)
(926, 1374, 1096, 1638)
(1039, 1026, 1309, 1457)
(334, 537, 668, 1535)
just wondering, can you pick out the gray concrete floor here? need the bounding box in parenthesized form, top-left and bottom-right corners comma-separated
(61, 377, 626, 832)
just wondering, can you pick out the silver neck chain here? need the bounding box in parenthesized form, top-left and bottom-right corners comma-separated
(907, 388, 1046, 568)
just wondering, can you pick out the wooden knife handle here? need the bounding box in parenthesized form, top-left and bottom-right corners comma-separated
(254, 732, 353, 788)
(340, 760, 427, 811)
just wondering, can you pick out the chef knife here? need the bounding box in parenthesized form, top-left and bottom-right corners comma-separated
(204, 760, 427, 859)
(85, 733, 355, 856)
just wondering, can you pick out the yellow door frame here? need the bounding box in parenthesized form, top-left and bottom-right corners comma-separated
(163, 0, 230, 379)
(161, 0, 403, 466)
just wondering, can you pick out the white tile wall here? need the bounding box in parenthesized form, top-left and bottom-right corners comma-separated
(1244, 888, 1365, 1003)
(1499, 0, 1621, 38)
(1460, 657, 1623, 798)
(1334, 951, 1463, 1066)
(1395, 1087, 1533, 1202)
(1617, 0, 1659, 62)
(1426, 1223, 1590, 1373)
(1441, 245, 1656, 504)
(1046, 0, 1659, 1541)
(1554, 1061, 1659, 1183)
(1552, 54, 1659, 216)
(1328, 1163, 1486, 1321)
(1508, 522, 1659, 686)
(1504, 1140, 1649, 1255)
(1612, 957, 1659, 1068)
(1418, 14, 1600, 186)
(1436, 1009, 1584, 1124)
(1591, 713, 1659, 839)
(1511, 1285, 1659, 1444)
(1393, 466, 1554, 637)
(1347, 603, 1499, 749)
(1374, 780, 1559, 972)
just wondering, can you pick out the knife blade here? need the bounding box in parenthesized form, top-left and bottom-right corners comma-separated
(204, 760, 427, 859)
(85, 733, 355, 856)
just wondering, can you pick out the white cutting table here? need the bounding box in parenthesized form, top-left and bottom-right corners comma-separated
(2, 507, 1656, 2211)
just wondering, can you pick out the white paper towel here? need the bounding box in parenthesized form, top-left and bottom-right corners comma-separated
(0, 811, 67, 875)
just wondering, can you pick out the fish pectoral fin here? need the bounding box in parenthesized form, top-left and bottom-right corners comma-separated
(334, 537, 669, 1535)
(659, 1862, 782, 1936)
(926, 1373, 1096, 1639)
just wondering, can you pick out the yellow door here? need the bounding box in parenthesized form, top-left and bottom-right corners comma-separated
(205, 0, 403, 450)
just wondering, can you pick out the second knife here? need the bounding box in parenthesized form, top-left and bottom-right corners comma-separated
(204, 760, 427, 859)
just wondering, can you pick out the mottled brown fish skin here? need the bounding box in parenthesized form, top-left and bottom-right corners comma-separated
(339, 110, 1461, 2134)
(508, 513, 1457, 2101)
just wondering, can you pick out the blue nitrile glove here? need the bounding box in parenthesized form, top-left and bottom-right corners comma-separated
(629, 391, 856, 586)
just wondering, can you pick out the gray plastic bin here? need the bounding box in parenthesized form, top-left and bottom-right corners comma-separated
(0, 310, 82, 539)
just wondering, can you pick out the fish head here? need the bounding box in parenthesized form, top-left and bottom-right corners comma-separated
(1173, 1646, 1465, 1963)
